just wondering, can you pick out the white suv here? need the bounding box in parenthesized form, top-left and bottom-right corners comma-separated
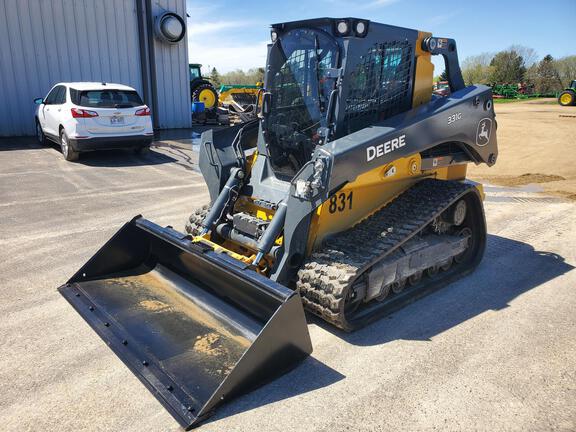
(34, 82, 154, 161)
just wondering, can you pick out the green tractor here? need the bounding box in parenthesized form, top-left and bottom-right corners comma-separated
(558, 80, 576, 106)
(189, 63, 219, 110)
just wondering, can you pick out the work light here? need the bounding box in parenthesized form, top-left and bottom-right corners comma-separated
(354, 20, 368, 37)
(336, 20, 350, 36)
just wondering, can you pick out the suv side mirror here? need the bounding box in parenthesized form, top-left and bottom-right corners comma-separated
(34, 98, 44, 105)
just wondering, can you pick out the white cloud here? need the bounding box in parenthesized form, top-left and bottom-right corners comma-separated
(426, 11, 460, 27)
(188, 40, 269, 73)
(322, 0, 397, 6)
(187, 16, 268, 72)
(187, 20, 251, 36)
(361, 0, 399, 9)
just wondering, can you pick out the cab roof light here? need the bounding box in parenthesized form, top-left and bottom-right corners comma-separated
(270, 29, 278, 42)
(353, 20, 369, 37)
(335, 19, 350, 36)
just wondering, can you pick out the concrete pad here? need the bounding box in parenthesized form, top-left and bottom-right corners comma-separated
(0, 136, 574, 432)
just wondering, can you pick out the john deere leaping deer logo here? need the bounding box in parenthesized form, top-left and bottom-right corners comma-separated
(476, 118, 492, 147)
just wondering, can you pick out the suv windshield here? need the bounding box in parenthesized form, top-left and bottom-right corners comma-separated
(70, 89, 143, 108)
(265, 28, 339, 176)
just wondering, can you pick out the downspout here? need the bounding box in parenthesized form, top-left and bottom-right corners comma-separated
(136, 0, 151, 108)
(145, 0, 160, 129)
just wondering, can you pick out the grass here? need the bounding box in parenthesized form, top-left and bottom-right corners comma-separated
(493, 97, 558, 105)
(493, 98, 525, 104)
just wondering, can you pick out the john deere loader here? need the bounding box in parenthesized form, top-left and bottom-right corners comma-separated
(59, 18, 497, 429)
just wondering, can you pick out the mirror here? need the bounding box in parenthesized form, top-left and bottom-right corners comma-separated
(34, 98, 44, 105)
(261, 92, 272, 117)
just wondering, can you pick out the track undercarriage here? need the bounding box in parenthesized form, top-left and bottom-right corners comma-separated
(187, 179, 486, 331)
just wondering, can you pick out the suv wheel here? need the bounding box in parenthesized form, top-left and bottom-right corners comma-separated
(35, 120, 46, 145)
(60, 129, 79, 161)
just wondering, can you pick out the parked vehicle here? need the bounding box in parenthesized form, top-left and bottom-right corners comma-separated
(558, 80, 576, 106)
(34, 82, 154, 161)
(189, 63, 219, 110)
(433, 80, 450, 97)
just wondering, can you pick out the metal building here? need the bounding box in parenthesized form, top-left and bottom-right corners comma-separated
(0, 0, 191, 136)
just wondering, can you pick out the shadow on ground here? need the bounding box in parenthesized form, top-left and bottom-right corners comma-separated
(75, 147, 177, 167)
(202, 356, 345, 425)
(311, 234, 573, 346)
(202, 234, 573, 424)
(0, 136, 42, 150)
(0, 136, 179, 167)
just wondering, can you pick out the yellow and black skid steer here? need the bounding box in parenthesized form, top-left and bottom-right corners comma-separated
(59, 18, 497, 429)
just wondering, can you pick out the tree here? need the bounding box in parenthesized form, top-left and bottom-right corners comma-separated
(438, 69, 448, 81)
(209, 67, 222, 88)
(220, 68, 265, 85)
(554, 55, 576, 88)
(254, 67, 265, 83)
(508, 45, 538, 67)
(530, 55, 563, 94)
(461, 52, 494, 85)
(489, 50, 526, 84)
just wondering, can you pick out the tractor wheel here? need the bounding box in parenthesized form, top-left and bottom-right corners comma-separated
(558, 90, 575, 107)
(192, 83, 218, 110)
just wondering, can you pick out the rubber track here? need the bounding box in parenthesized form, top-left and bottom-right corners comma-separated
(296, 179, 476, 330)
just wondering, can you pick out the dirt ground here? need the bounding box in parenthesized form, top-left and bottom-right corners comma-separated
(468, 98, 576, 199)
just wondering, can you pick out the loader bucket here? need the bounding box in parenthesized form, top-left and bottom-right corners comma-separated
(58, 217, 312, 429)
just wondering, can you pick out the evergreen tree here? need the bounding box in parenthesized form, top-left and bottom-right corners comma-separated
(209, 67, 222, 88)
(489, 50, 526, 84)
(532, 55, 563, 94)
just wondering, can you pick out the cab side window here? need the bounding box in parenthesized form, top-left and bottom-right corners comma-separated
(344, 41, 414, 134)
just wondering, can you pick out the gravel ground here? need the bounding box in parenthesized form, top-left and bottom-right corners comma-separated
(0, 134, 574, 432)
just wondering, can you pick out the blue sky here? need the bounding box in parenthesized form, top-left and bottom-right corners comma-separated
(186, 0, 575, 74)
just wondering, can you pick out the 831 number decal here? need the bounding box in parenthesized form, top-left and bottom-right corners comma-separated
(328, 191, 353, 213)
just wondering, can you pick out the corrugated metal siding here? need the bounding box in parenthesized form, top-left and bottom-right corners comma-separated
(0, 0, 191, 136)
(151, 0, 191, 129)
(0, 0, 142, 136)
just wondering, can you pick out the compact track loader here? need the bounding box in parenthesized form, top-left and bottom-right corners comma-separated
(59, 18, 497, 429)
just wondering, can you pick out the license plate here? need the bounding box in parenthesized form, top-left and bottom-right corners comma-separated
(110, 116, 124, 125)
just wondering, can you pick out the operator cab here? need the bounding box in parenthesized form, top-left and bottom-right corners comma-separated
(264, 27, 339, 177)
(189, 64, 202, 81)
(262, 18, 417, 178)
